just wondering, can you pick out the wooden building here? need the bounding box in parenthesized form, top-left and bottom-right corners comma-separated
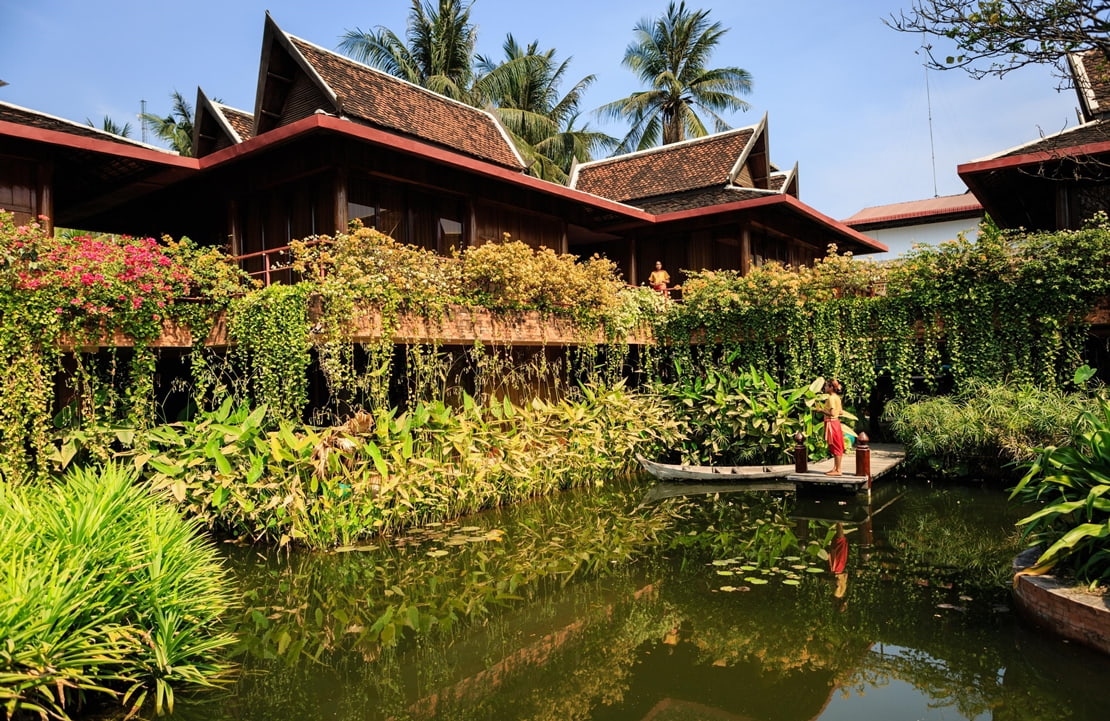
(0, 13, 885, 288)
(959, 50, 1110, 232)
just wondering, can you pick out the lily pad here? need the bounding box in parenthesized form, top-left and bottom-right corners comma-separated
(716, 570, 734, 576)
(744, 577, 769, 585)
(782, 579, 801, 586)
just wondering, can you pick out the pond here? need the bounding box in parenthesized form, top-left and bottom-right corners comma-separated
(168, 478, 1110, 721)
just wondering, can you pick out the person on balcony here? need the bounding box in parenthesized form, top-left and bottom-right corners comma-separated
(648, 261, 670, 294)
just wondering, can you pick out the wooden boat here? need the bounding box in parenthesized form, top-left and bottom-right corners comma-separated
(635, 453, 795, 482)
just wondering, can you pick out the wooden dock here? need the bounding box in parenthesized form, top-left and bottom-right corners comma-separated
(786, 443, 905, 494)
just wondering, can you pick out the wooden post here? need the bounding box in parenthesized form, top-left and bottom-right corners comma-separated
(855, 432, 871, 490)
(794, 431, 808, 474)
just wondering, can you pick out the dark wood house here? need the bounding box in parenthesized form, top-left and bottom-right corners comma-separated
(958, 50, 1110, 231)
(0, 13, 885, 288)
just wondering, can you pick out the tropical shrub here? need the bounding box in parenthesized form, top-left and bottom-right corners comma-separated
(885, 380, 1096, 476)
(110, 385, 679, 549)
(1009, 394, 1110, 585)
(654, 364, 833, 465)
(0, 463, 234, 720)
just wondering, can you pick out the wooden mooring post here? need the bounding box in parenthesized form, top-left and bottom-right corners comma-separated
(855, 432, 872, 497)
(794, 431, 808, 474)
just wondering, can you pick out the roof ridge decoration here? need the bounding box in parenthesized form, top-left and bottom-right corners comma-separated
(195, 88, 245, 147)
(253, 13, 342, 136)
(1068, 50, 1110, 123)
(0, 99, 180, 155)
(727, 112, 768, 187)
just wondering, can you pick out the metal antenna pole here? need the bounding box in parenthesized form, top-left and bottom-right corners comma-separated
(924, 63, 939, 198)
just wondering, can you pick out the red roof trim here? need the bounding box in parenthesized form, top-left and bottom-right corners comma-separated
(651, 194, 889, 253)
(0, 119, 198, 168)
(199, 114, 655, 220)
(958, 138, 1110, 175)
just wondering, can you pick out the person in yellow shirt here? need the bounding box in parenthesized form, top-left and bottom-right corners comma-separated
(822, 379, 845, 476)
(648, 261, 670, 292)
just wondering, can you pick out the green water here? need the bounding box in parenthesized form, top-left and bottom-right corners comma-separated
(170, 480, 1110, 721)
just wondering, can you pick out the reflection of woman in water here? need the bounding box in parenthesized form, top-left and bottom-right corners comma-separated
(829, 522, 849, 608)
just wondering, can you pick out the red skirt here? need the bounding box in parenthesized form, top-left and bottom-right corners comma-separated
(829, 534, 849, 574)
(825, 418, 844, 456)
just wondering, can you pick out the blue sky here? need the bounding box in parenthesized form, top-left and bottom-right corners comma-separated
(0, 0, 1080, 220)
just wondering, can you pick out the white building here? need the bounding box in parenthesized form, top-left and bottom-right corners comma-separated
(842, 193, 983, 261)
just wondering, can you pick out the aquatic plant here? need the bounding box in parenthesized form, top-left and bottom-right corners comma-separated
(0, 463, 234, 720)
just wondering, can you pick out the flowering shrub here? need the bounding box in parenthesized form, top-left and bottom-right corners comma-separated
(0, 213, 250, 342)
(0, 210, 251, 482)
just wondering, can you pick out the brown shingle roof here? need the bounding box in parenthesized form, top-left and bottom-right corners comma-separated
(990, 120, 1110, 159)
(288, 36, 523, 170)
(0, 101, 175, 152)
(215, 103, 254, 142)
(571, 127, 756, 203)
(636, 186, 774, 214)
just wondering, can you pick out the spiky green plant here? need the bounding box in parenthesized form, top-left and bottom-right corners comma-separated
(0, 463, 234, 719)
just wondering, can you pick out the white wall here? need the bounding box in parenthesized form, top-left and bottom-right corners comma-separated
(857, 217, 982, 261)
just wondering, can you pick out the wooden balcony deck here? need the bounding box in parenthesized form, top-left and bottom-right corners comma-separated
(59, 304, 654, 350)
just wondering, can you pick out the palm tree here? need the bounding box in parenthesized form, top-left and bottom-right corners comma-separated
(474, 36, 615, 183)
(140, 90, 194, 156)
(339, 0, 476, 101)
(86, 115, 132, 138)
(597, 1, 753, 153)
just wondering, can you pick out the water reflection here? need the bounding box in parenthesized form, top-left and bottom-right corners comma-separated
(168, 482, 1110, 721)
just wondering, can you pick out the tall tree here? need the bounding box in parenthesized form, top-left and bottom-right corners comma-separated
(339, 0, 476, 101)
(474, 35, 615, 183)
(140, 90, 194, 156)
(597, 1, 753, 153)
(888, 1, 1110, 81)
(86, 115, 132, 138)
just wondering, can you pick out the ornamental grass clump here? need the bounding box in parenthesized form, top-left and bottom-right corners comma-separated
(0, 463, 234, 720)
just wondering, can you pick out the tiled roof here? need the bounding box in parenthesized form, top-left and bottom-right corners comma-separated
(288, 36, 524, 170)
(215, 103, 254, 142)
(984, 120, 1110, 160)
(571, 127, 756, 203)
(842, 193, 982, 227)
(0, 101, 176, 153)
(636, 186, 774, 214)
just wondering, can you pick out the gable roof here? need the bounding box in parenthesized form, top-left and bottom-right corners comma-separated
(842, 193, 982, 230)
(193, 89, 255, 157)
(251, 14, 524, 171)
(1070, 50, 1110, 123)
(570, 115, 770, 204)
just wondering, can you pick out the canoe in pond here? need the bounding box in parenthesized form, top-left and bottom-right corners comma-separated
(635, 454, 795, 483)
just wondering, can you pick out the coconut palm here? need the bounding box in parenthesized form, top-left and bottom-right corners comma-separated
(86, 115, 132, 138)
(597, 1, 753, 153)
(475, 35, 615, 183)
(140, 90, 194, 156)
(339, 0, 476, 101)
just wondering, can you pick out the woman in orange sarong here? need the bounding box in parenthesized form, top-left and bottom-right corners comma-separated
(822, 379, 844, 476)
(648, 261, 670, 293)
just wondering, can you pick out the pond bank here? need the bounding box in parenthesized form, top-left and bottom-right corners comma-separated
(1013, 547, 1110, 656)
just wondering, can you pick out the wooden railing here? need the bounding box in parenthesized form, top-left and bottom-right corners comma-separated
(232, 238, 332, 287)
